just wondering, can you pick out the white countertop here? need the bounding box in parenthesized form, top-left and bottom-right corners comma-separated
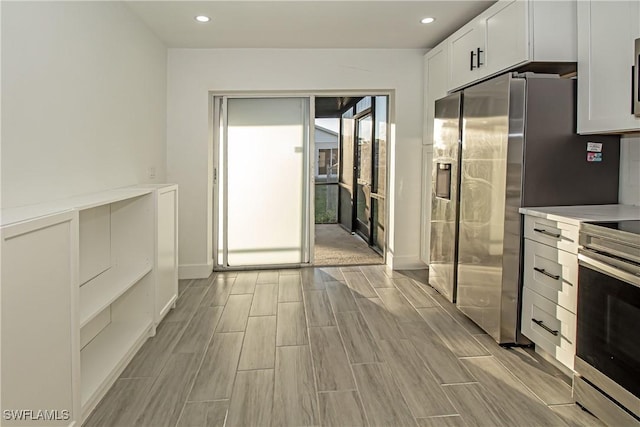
(519, 204, 640, 225)
(1, 187, 154, 227)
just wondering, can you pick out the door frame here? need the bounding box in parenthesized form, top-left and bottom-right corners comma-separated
(209, 90, 394, 270)
(353, 106, 375, 246)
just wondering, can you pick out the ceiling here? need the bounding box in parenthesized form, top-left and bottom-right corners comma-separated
(125, 1, 495, 49)
(316, 97, 361, 117)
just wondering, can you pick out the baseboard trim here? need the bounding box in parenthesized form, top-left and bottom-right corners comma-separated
(388, 254, 426, 270)
(179, 261, 213, 279)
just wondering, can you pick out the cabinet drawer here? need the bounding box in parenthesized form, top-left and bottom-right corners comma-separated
(523, 239, 578, 313)
(521, 287, 576, 370)
(524, 215, 579, 254)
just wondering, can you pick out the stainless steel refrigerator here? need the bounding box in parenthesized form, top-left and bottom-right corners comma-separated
(429, 73, 620, 344)
(428, 93, 462, 303)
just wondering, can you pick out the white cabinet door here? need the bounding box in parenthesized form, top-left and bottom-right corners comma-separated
(422, 44, 448, 265)
(1, 212, 79, 427)
(155, 185, 179, 324)
(521, 287, 576, 370)
(447, 0, 576, 92)
(424, 43, 449, 146)
(449, 21, 486, 90)
(449, 0, 528, 91)
(523, 239, 578, 313)
(578, 0, 640, 133)
(483, 0, 529, 76)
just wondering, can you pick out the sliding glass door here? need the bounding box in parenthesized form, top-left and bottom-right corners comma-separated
(215, 97, 311, 268)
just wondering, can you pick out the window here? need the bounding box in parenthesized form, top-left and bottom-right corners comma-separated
(317, 148, 338, 181)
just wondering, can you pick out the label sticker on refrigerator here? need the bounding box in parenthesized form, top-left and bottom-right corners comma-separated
(587, 142, 603, 152)
(587, 152, 603, 162)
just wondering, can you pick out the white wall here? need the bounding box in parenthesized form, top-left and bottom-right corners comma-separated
(1, 2, 167, 208)
(167, 48, 426, 278)
(619, 135, 640, 206)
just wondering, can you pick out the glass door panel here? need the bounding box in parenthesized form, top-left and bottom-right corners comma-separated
(372, 96, 388, 253)
(355, 113, 372, 240)
(222, 97, 309, 267)
(339, 109, 355, 230)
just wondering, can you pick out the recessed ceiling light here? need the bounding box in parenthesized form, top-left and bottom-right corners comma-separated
(421, 17, 435, 24)
(195, 15, 211, 23)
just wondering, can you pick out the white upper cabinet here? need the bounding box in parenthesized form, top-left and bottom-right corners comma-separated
(448, 0, 577, 92)
(424, 42, 449, 146)
(484, 0, 528, 75)
(449, 19, 486, 90)
(577, 0, 640, 134)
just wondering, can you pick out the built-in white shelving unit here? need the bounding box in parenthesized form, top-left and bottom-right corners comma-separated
(1, 185, 175, 426)
(75, 191, 155, 419)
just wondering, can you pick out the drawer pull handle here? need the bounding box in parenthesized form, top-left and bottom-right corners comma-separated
(533, 228, 561, 239)
(532, 318, 559, 336)
(533, 267, 560, 280)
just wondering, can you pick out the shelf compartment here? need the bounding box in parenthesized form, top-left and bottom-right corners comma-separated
(80, 318, 151, 409)
(79, 264, 152, 327)
(80, 273, 153, 413)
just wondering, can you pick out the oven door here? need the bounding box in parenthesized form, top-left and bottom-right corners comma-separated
(576, 251, 640, 412)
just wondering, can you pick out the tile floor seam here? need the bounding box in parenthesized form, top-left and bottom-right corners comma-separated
(457, 355, 495, 360)
(440, 382, 481, 387)
(300, 283, 323, 427)
(481, 352, 566, 409)
(340, 266, 418, 427)
(371, 292, 459, 424)
(172, 284, 222, 427)
(325, 269, 371, 427)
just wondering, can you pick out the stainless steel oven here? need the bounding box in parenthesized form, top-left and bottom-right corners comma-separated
(575, 220, 640, 425)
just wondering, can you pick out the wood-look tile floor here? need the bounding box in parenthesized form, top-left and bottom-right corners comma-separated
(85, 267, 605, 427)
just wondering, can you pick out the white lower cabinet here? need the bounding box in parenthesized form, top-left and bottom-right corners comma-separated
(521, 214, 579, 371)
(1, 185, 179, 425)
(1, 212, 79, 426)
(138, 184, 179, 326)
(523, 239, 578, 313)
(521, 287, 576, 370)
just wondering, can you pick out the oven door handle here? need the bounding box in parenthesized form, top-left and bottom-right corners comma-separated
(578, 253, 640, 289)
